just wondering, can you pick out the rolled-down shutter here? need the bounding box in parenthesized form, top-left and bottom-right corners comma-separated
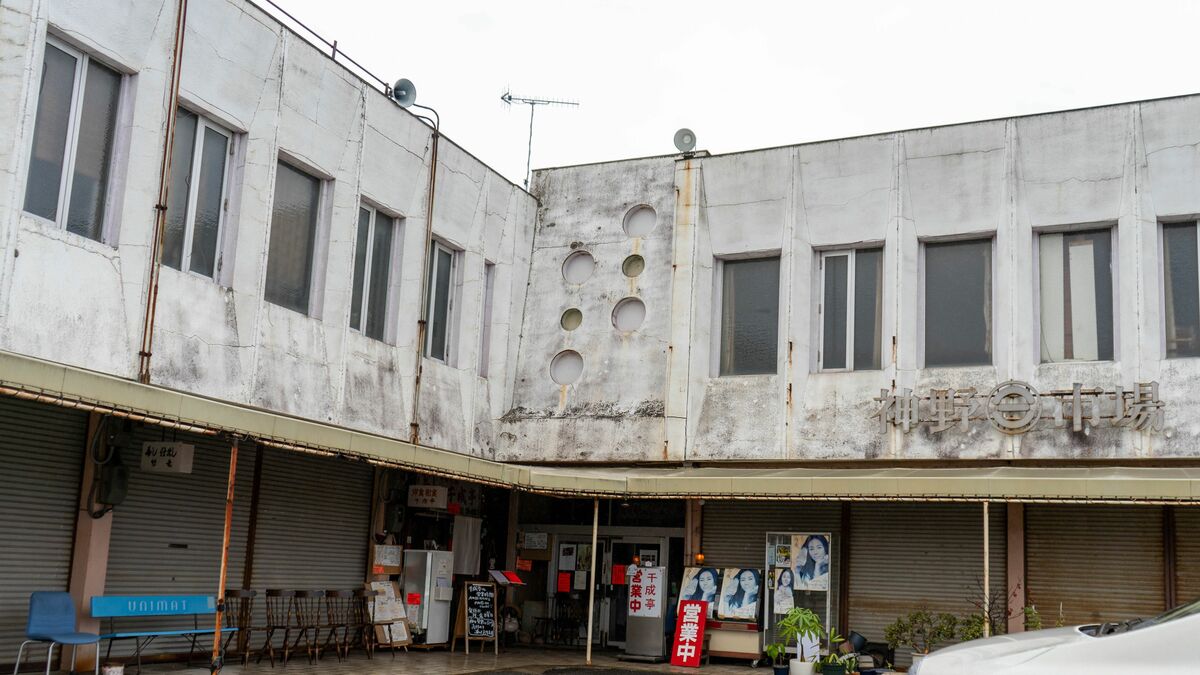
(250, 448, 371, 590)
(847, 502, 1005, 668)
(1175, 507, 1200, 604)
(0, 398, 87, 664)
(701, 501, 843, 639)
(104, 430, 256, 656)
(1026, 504, 1163, 625)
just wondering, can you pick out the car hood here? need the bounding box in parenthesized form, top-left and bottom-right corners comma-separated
(917, 627, 1085, 674)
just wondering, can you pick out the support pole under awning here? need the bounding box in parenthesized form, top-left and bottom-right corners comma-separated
(983, 500, 991, 638)
(211, 438, 238, 673)
(585, 498, 599, 665)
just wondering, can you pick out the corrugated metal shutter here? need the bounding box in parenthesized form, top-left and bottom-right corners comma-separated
(847, 502, 1005, 668)
(1175, 507, 1200, 604)
(250, 448, 371, 590)
(1026, 504, 1163, 625)
(0, 398, 87, 664)
(104, 429, 256, 656)
(701, 501, 843, 643)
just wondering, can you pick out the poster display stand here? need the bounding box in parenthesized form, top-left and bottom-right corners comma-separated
(367, 581, 412, 650)
(763, 531, 833, 661)
(451, 581, 498, 654)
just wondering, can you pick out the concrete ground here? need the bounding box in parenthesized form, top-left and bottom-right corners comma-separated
(121, 646, 757, 675)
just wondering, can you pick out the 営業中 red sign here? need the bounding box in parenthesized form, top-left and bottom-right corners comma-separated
(670, 599, 708, 667)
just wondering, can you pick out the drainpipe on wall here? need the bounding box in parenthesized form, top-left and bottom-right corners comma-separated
(408, 108, 439, 444)
(137, 0, 190, 384)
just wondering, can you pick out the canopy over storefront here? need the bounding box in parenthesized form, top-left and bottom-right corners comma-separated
(4, 349, 1199, 504)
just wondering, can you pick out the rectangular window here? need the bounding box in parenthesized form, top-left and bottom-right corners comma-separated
(163, 108, 232, 278)
(819, 247, 883, 371)
(349, 204, 398, 341)
(1038, 229, 1114, 362)
(924, 239, 992, 367)
(719, 257, 780, 376)
(1164, 222, 1200, 358)
(425, 242, 458, 362)
(24, 39, 122, 242)
(265, 161, 321, 314)
(479, 262, 496, 377)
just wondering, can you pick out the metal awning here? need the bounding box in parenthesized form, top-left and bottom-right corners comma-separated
(3, 349, 1199, 504)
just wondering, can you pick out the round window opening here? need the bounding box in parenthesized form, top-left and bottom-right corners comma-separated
(623, 205, 657, 237)
(561, 308, 583, 331)
(550, 350, 584, 385)
(562, 251, 595, 284)
(622, 254, 645, 278)
(612, 297, 647, 332)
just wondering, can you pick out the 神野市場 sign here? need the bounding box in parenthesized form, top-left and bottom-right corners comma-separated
(873, 381, 1165, 435)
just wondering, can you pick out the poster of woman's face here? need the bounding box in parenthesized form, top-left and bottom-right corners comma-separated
(679, 567, 721, 616)
(791, 533, 831, 591)
(772, 568, 795, 614)
(717, 568, 761, 620)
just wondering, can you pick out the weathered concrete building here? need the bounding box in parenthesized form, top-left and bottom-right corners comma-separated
(2, 0, 1200, 669)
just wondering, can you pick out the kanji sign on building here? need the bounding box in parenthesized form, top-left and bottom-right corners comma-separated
(670, 600, 708, 667)
(627, 566, 664, 618)
(407, 485, 449, 509)
(873, 380, 1166, 435)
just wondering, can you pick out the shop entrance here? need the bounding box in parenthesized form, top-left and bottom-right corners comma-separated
(604, 536, 666, 648)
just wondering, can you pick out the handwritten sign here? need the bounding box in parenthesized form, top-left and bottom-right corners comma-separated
(628, 566, 664, 618)
(465, 583, 496, 638)
(670, 600, 708, 667)
(140, 442, 193, 474)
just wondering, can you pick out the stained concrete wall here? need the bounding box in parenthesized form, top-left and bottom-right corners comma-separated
(0, 0, 535, 455)
(510, 96, 1200, 463)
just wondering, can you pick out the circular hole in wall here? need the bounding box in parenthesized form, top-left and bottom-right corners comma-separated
(550, 350, 584, 385)
(623, 205, 657, 237)
(560, 308, 583, 331)
(622, 254, 645, 278)
(612, 297, 647, 332)
(562, 251, 595, 284)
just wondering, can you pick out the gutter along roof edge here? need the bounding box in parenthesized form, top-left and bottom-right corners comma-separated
(1, 349, 1197, 504)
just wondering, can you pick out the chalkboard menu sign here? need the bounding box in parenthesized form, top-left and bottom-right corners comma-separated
(465, 582, 496, 638)
(453, 581, 498, 654)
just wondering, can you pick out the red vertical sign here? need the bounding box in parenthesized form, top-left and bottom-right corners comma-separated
(670, 600, 708, 667)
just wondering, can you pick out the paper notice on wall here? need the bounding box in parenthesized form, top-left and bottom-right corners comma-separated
(574, 571, 588, 590)
(558, 543, 577, 571)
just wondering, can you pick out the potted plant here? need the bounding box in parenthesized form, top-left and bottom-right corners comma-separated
(883, 609, 957, 666)
(765, 641, 791, 675)
(818, 630, 858, 675)
(774, 607, 824, 675)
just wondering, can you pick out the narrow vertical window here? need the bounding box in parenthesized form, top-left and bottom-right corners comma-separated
(265, 161, 321, 314)
(1164, 222, 1200, 358)
(1038, 229, 1114, 362)
(719, 257, 780, 376)
(23, 39, 123, 242)
(349, 205, 398, 341)
(479, 262, 496, 377)
(819, 247, 883, 371)
(163, 109, 232, 278)
(425, 242, 458, 362)
(924, 239, 992, 367)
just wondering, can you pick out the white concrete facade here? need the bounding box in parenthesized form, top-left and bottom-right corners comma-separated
(0, 0, 535, 458)
(3, 0, 1199, 467)
(505, 98, 1200, 463)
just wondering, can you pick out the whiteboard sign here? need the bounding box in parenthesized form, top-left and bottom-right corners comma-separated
(141, 442, 194, 474)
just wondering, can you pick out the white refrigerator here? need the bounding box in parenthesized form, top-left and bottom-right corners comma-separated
(403, 549, 455, 644)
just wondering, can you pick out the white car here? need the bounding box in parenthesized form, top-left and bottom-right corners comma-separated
(913, 598, 1200, 674)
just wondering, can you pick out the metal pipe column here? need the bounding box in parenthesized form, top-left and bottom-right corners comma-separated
(983, 500, 991, 638)
(585, 498, 599, 665)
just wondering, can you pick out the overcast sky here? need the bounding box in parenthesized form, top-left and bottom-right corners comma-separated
(258, 0, 1200, 188)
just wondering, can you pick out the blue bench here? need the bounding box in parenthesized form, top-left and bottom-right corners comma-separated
(90, 595, 237, 672)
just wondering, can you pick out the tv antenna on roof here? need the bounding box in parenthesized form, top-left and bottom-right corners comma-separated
(501, 90, 579, 189)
